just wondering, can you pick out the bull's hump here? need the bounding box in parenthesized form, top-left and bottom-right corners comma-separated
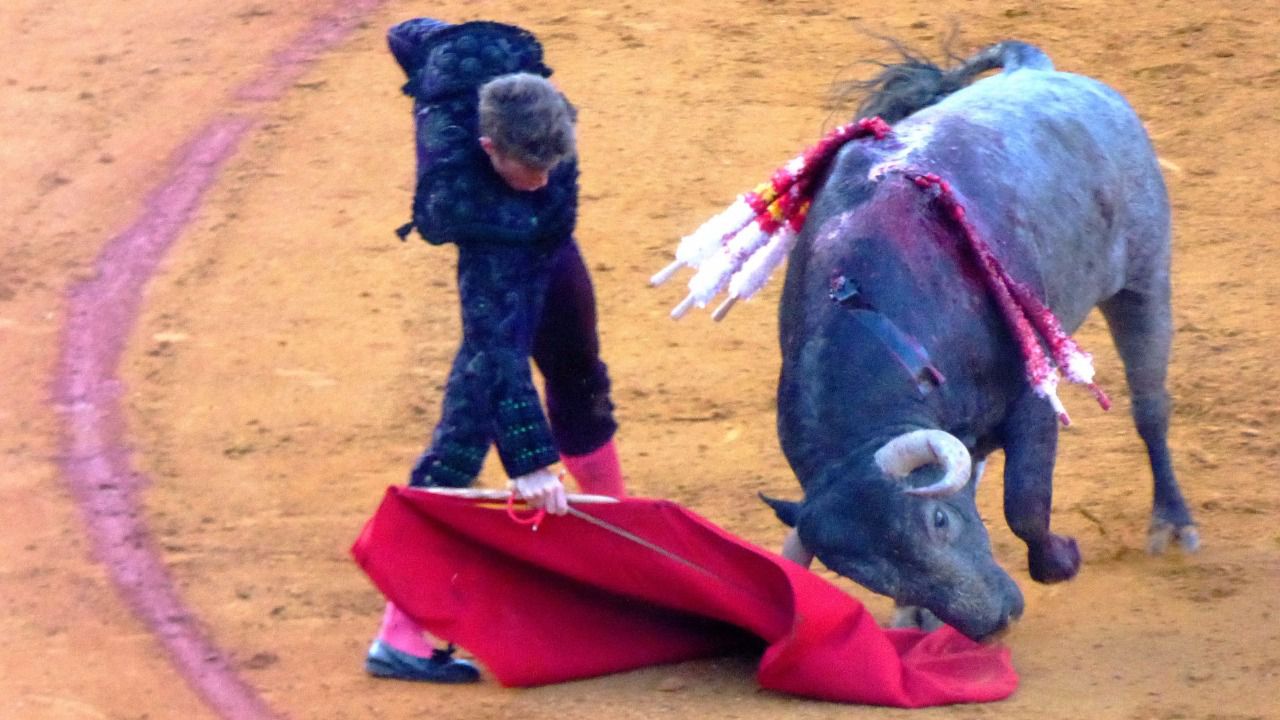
(866, 122, 936, 181)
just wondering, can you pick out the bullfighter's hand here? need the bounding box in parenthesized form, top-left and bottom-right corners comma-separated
(510, 467, 569, 515)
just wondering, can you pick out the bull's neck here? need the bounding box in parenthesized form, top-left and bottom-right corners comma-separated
(777, 322, 942, 487)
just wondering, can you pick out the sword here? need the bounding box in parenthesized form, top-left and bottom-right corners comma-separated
(418, 486, 731, 581)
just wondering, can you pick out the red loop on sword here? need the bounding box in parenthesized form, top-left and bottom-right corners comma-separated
(506, 493, 547, 527)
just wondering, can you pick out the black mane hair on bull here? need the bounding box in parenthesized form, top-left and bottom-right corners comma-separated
(761, 40, 1198, 641)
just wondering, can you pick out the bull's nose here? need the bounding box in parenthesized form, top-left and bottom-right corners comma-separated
(999, 574, 1025, 621)
(1007, 588, 1025, 622)
(1003, 579, 1024, 620)
(977, 585, 1025, 643)
(978, 615, 1018, 644)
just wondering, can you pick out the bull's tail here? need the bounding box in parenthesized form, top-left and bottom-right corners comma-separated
(959, 40, 1054, 75)
(850, 40, 1053, 124)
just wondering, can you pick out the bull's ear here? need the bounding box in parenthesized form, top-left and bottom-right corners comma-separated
(759, 492, 801, 527)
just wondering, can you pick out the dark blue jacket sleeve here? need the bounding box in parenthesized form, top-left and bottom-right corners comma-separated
(454, 243, 562, 478)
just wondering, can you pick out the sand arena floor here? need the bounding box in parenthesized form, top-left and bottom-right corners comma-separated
(2, 1, 1278, 718)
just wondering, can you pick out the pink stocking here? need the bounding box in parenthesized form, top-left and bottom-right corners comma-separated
(376, 601, 436, 657)
(562, 438, 626, 497)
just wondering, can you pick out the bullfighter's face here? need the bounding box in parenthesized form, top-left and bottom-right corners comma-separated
(480, 136, 555, 192)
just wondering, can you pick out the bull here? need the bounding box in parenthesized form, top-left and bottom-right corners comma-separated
(760, 41, 1199, 641)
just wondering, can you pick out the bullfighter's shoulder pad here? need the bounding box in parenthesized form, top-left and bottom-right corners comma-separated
(405, 21, 552, 102)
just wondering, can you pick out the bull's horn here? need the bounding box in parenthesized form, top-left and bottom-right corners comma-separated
(874, 429, 972, 497)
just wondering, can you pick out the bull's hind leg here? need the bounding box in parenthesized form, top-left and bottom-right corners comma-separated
(1099, 288, 1200, 553)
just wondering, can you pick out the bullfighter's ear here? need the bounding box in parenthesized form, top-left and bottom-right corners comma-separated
(759, 492, 801, 527)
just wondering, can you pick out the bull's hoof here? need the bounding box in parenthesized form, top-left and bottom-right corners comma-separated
(890, 605, 944, 632)
(1147, 520, 1201, 555)
(1028, 534, 1080, 583)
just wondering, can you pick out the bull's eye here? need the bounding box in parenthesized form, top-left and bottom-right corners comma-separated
(933, 508, 949, 530)
(925, 504, 958, 543)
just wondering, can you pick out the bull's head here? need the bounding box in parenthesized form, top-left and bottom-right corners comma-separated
(764, 428, 1024, 641)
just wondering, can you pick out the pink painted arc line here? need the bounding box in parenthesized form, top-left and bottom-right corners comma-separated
(55, 114, 277, 720)
(53, 2, 389, 718)
(237, 0, 388, 102)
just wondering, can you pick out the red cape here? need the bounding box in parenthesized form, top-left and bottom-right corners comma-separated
(351, 488, 1017, 706)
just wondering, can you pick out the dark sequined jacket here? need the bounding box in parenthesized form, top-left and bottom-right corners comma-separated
(389, 19, 572, 479)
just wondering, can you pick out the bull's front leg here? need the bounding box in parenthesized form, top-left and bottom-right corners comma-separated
(1000, 390, 1080, 583)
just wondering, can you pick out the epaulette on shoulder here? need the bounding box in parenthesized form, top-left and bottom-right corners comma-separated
(408, 21, 553, 102)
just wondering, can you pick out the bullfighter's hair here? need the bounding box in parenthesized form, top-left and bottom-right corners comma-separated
(478, 72, 578, 170)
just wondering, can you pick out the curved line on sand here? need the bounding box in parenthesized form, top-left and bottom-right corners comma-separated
(52, 2, 387, 718)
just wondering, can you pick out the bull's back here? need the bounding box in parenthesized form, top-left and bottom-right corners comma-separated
(779, 64, 1170, 443)
(893, 67, 1170, 329)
